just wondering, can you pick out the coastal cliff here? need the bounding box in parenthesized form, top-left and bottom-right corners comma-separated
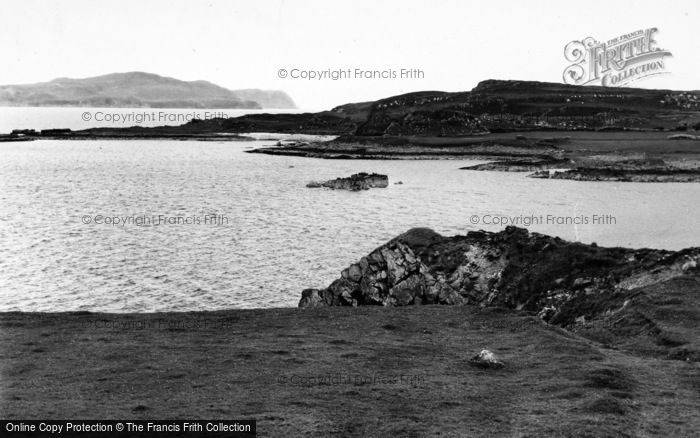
(300, 227, 700, 360)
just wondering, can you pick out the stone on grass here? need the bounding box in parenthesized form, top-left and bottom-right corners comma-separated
(469, 349, 504, 369)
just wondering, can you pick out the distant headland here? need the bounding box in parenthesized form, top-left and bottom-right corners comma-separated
(0, 72, 296, 109)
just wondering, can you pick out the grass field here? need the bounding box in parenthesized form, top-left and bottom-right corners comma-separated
(2, 306, 699, 437)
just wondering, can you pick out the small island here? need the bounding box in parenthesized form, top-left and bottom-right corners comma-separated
(306, 173, 389, 191)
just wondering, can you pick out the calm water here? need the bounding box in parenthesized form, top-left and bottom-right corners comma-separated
(1, 139, 699, 312)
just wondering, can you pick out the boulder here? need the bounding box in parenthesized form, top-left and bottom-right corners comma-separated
(469, 349, 505, 369)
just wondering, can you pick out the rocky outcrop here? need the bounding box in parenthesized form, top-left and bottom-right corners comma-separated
(306, 173, 389, 191)
(299, 227, 700, 328)
(300, 228, 464, 307)
(300, 227, 700, 361)
(529, 168, 700, 182)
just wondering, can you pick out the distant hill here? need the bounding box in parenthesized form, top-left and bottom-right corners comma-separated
(329, 79, 700, 135)
(0, 72, 296, 109)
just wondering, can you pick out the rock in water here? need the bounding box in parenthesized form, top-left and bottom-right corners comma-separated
(469, 349, 504, 369)
(306, 173, 388, 191)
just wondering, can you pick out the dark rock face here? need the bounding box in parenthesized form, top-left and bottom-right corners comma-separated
(299, 227, 700, 329)
(306, 173, 389, 191)
(299, 228, 464, 306)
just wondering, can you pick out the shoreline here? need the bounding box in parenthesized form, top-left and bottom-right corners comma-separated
(247, 132, 700, 182)
(3, 120, 700, 182)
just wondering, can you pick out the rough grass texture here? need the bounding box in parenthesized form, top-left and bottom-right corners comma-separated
(2, 306, 699, 437)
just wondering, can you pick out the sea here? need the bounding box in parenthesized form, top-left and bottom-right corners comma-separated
(1, 108, 699, 311)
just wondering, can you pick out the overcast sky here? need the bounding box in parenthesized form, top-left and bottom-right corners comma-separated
(1, 0, 698, 109)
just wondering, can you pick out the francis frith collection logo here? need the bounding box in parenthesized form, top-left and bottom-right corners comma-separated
(563, 28, 672, 87)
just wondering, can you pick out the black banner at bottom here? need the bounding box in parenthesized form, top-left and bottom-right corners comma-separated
(1, 421, 256, 437)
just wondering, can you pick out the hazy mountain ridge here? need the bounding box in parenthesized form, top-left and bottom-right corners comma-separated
(0, 72, 296, 109)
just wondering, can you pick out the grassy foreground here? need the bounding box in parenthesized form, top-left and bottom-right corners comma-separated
(1, 306, 699, 437)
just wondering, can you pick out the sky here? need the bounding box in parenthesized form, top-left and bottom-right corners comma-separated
(1, 0, 699, 109)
